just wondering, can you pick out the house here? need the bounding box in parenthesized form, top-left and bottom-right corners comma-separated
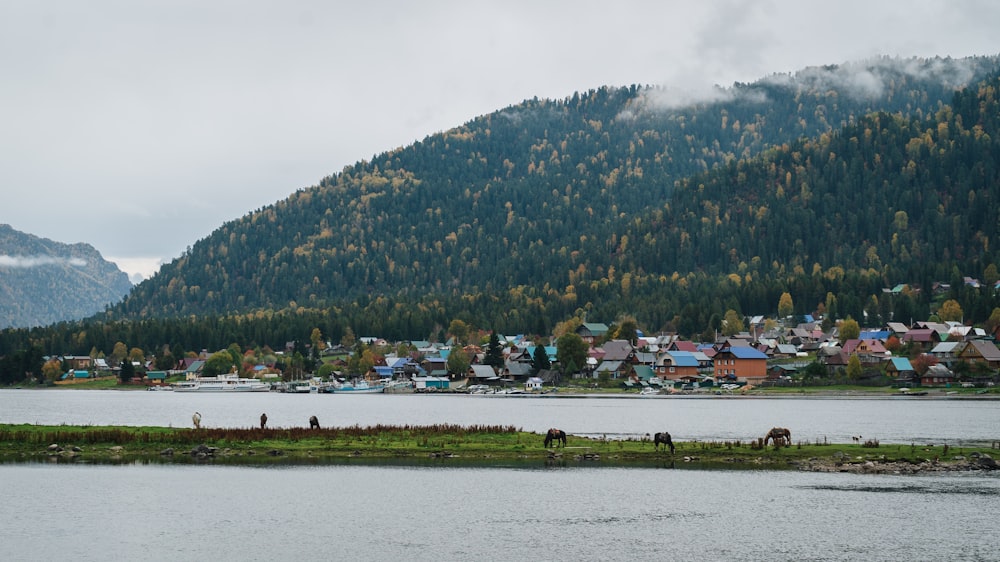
(524, 377, 544, 391)
(901, 329, 940, 350)
(657, 351, 700, 380)
(502, 362, 533, 383)
(885, 357, 915, 380)
(600, 340, 637, 363)
(145, 371, 168, 385)
(713, 346, 768, 383)
(627, 365, 657, 385)
(842, 339, 890, 364)
(921, 364, 955, 386)
(593, 360, 627, 379)
(928, 342, 962, 366)
(63, 356, 93, 371)
(958, 340, 1000, 369)
(575, 323, 609, 344)
(467, 365, 498, 382)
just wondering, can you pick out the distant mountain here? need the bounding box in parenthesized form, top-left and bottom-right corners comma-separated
(102, 56, 999, 338)
(0, 225, 133, 328)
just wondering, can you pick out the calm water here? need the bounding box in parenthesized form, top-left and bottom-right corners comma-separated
(2, 389, 999, 445)
(3, 390, 1000, 560)
(2, 463, 998, 562)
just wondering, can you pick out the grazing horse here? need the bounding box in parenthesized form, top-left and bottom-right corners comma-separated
(543, 428, 567, 448)
(764, 427, 791, 446)
(309, 415, 320, 430)
(654, 432, 675, 454)
(192, 412, 202, 429)
(260, 412, 268, 429)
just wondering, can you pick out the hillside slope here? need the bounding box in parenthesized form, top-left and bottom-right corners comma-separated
(0, 225, 133, 328)
(113, 56, 997, 326)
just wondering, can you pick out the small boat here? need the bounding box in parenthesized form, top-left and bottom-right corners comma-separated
(325, 380, 385, 394)
(283, 381, 313, 394)
(146, 385, 173, 391)
(639, 387, 660, 396)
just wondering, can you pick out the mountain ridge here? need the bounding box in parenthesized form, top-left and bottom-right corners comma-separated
(0, 225, 133, 329)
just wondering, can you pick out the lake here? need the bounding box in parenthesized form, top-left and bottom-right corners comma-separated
(2, 463, 998, 561)
(2, 389, 998, 445)
(3, 390, 999, 561)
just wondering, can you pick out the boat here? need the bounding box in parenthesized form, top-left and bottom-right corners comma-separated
(146, 385, 173, 391)
(639, 387, 660, 396)
(282, 381, 313, 394)
(173, 374, 271, 392)
(324, 380, 385, 394)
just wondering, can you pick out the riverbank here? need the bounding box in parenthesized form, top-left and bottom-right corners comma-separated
(3, 423, 998, 472)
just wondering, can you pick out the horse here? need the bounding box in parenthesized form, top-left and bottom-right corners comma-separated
(654, 432, 675, 454)
(192, 412, 202, 429)
(260, 412, 268, 429)
(764, 427, 791, 446)
(309, 415, 320, 430)
(543, 428, 566, 448)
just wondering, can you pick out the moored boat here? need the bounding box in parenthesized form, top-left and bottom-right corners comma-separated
(173, 374, 271, 392)
(324, 380, 385, 394)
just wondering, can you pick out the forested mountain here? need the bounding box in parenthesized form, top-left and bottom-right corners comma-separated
(3, 56, 1000, 356)
(0, 225, 133, 328)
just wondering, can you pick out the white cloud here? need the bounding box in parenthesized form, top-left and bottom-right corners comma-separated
(0, 255, 87, 268)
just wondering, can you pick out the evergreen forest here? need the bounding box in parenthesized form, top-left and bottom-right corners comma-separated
(2, 56, 1000, 365)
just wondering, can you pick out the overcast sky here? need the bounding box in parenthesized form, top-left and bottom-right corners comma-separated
(2, 1, 998, 281)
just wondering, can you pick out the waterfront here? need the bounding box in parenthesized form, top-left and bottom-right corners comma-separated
(3, 390, 1000, 561)
(2, 462, 998, 562)
(1, 389, 998, 445)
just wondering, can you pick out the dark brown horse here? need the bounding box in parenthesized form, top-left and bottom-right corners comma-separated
(543, 428, 566, 448)
(309, 415, 320, 430)
(260, 412, 268, 429)
(654, 432, 675, 453)
(764, 427, 791, 446)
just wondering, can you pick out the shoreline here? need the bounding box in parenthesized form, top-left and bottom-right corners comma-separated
(3, 423, 998, 473)
(3, 385, 999, 400)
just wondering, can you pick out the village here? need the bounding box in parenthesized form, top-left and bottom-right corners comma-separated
(48, 311, 1000, 395)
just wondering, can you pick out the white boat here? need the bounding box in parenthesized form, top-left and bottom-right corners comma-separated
(282, 381, 313, 393)
(173, 374, 271, 392)
(639, 387, 660, 396)
(324, 380, 385, 394)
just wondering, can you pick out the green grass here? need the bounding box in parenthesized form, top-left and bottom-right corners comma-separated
(2, 423, 996, 470)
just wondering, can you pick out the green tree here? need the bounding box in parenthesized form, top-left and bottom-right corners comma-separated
(203, 351, 235, 377)
(446, 346, 471, 376)
(341, 326, 356, 349)
(226, 343, 243, 372)
(531, 344, 551, 375)
(556, 332, 588, 375)
(846, 354, 863, 380)
(448, 319, 471, 346)
(484, 332, 504, 369)
(985, 307, 1000, 333)
(119, 357, 135, 383)
(778, 292, 794, 319)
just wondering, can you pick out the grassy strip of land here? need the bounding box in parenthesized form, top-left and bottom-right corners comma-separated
(2, 424, 998, 472)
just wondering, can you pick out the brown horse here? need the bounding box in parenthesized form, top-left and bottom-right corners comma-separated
(260, 412, 268, 429)
(654, 432, 675, 454)
(764, 427, 791, 446)
(309, 415, 320, 430)
(544, 428, 566, 448)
